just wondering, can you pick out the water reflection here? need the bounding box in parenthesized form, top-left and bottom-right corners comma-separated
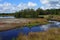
(21, 27, 30, 35)
(0, 28, 21, 40)
(48, 21, 60, 27)
(0, 21, 60, 40)
(0, 16, 15, 18)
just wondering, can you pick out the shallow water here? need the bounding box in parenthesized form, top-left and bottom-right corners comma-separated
(0, 16, 15, 18)
(0, 21, 60, 40)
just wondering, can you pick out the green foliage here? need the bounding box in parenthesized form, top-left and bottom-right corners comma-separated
(26, 23, 39, 28)
(14, 9, 39, 18)
(12, 37, 16, 40)
(14, 8, 60, 18)
(0, 8, 60, 18)
(14, 11, 22, 18)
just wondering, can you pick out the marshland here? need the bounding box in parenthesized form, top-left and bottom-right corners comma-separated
(0, 7, 60, 40)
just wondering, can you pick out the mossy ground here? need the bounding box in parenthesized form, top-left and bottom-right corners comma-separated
(24, 18, 48, 28)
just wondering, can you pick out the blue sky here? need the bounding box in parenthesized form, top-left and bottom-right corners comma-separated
(0, 0, 60, 13)
(0, 0, 41, 5)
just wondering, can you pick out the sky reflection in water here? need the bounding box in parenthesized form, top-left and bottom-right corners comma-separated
(0, 21, 60, 40)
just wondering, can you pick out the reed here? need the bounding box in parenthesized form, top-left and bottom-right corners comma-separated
(17, 28, 60, 40)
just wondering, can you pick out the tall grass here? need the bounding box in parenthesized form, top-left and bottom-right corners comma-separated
(17, 28, 60, 40)
(24, 18, 48, 28)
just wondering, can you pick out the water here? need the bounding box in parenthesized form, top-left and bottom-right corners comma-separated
(0, 16, 15, 18)
(0, 21, 60, 40)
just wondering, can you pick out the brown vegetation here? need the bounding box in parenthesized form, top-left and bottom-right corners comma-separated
(51, 15, 60, 21)
(17, 28, 60, 40)
(0, 18, 48, 31)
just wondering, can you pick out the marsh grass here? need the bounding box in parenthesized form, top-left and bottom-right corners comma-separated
(17, 28, 60, 40)
(24, 18, 48, 28)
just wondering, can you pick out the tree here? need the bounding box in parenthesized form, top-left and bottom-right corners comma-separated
(14, 11, 21, 18)
(36, 8, 44, 15)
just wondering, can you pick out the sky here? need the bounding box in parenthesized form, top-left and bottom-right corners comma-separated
(0, 0, 60, 13)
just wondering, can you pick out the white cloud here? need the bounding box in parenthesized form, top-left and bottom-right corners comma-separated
(17, 3, 28, 10)
(17, 2, 37, 10)
(40, 0, 60, 9)
(28, 2, 37, 7)
(40, 0, 49, 4)
(0, 2, 16, 13)
(0, 2, 37, 13)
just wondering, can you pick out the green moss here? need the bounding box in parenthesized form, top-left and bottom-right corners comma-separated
(25, 21, 48, 28)
(26, 23, 39, 28)
(12, 38, 16, 40)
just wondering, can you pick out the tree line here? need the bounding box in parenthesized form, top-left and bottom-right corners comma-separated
(14, 8, 60, 18)
(0, 13, 14, 16)
(0, 8, 60, 18)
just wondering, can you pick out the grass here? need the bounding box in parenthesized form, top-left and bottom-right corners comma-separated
(50, 15, 60, 21)
(1, 15, 60, 30)
(0, 18, 48, 31)
(17, 28, 60, 40)
(43, 15, 60, 21)
(39, 15, 60, 21)
(24, 18, 48, 28)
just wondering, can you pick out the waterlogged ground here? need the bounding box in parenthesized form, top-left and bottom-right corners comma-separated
(0, 18, 47, 31)
(17, 21, 60, 40)
(0, 18, 60, 40)
(17, 28, 60, 40)
(16, 21, 60, 40)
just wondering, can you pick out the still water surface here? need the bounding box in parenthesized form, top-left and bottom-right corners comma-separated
(0, 16, 15, 18)
(0, 21, 60, 40)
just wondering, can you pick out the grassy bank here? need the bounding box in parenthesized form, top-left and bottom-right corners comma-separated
(50, 15, 60, 21)
(17, 28, 60, 40)
(0, 15, 60, 31)
(24, 18, 48, 28)
(0, 18, 48, 31)
(41, 15, 60, 21)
